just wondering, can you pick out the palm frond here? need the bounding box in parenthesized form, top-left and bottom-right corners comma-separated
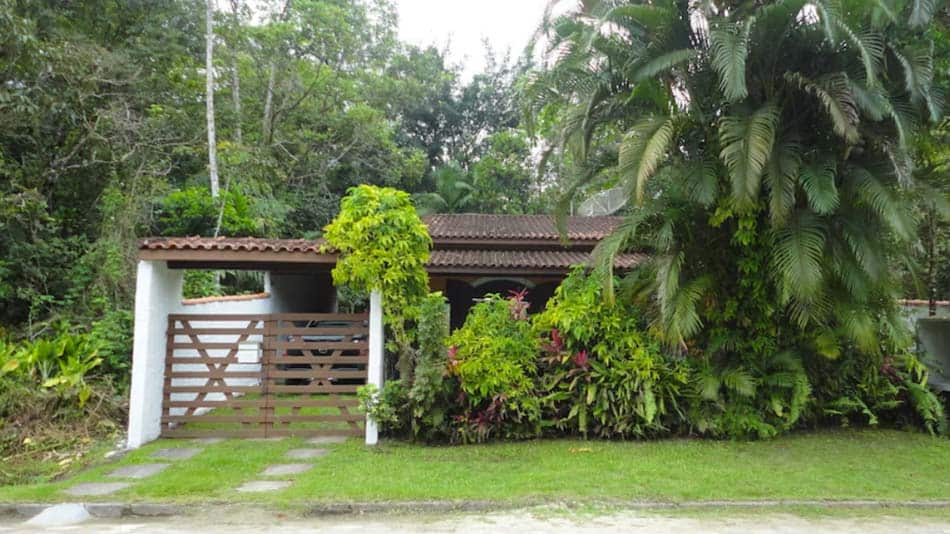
(619, 115, 677, 202)
(800, 157, 839, 214)
(683, 158, 719, 207)
(719, 102, 780, 209)
(847, 77, 889, 121)
(631, 48, 697, 82)
(771, 211, 827, 315)
(720, 367, 757, 397)
(908, 0, 936, 27)
(835, 303, 879, 353)
(764, 139, 802, 227)
(784, 72, 860, 144)
(708, 18, 754, 102)
(590, 210, 647, 303)
(847, 165, 914, 240)
(892, 42, 940, 122)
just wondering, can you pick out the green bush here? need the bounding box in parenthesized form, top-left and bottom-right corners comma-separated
(322, 185, 431, 380)
(89, 310, 133, 388)
(446, 292, 540, 442)
(534, 268, 689, 437)
(408, 292, 454, 440)
(1, 332, 123, 485)
(153, 186, 260, 237)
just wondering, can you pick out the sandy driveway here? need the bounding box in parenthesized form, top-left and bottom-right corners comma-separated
(2, 508, 949, 533)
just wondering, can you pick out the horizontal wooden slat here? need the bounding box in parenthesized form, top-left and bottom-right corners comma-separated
(163, 415, 362, 424)
(271, 313, 367, 321)
(162, 415, 267, 423)
(271, 356, 368, 365)
(161, 427, 363, 438)
(277, 341, 365, 350)
(270, 414, 363, 422)
(167, 386, 264, 393)
(171, 342, 260, 350)
(160, 428, 267, 438)
(263, 428, 363, 437)
(169, 357, 244, 365)
(268, 384, 362, 394)
(170, 328, 265, 335)
(268, 370, 366, 379)
(274, 327, 366, 336)
(165, 398, 359, 409)
(170, 314, 267, 321)
(167, 371, 261, 379)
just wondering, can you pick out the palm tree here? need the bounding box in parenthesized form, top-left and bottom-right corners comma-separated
(413, 163, 476, 214)
(526, 0, 943, 355)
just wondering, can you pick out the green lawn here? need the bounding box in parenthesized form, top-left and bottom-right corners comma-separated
(0, 429, 948, 506)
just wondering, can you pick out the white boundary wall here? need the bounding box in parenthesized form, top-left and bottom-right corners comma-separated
(127, 261, 280, 448)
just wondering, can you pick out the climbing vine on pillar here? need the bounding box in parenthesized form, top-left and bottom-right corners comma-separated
(322, 185, 432, 380)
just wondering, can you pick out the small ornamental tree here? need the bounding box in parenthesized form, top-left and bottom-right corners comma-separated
(322, 185, 432, 380)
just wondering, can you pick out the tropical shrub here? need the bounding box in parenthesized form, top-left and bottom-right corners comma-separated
(153, 186, 261, 237)
(446, 292, 541, 442)
(0, 332, 123, 485)
(535, 268, 689, 437)
(408, 292, 455, 440)
(360, 292, 456, 440)
(322, 185, 432, 380)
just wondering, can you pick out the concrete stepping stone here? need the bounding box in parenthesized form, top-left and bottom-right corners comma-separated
(192, 437, 224, 444)
(261, 463, 313, 476)
(63, 482, 130, 497)
(151, 447, 202, 460)
(107, 463, 170, 479)
(285, 448, 330, 460)
(236, 480, 291, 493)
(25, 503, 90, 527)
(307, 436, 348, 445)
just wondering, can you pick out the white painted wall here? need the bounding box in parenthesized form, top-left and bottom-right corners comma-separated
(167, 294, 277, 418)
(127, 260, 184, 448)
(270, 273, 337, 312)
(365, 289, 384, 445)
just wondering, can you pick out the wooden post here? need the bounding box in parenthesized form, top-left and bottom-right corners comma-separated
(261, 317, 276, 438)
(366, 289, 384, 445)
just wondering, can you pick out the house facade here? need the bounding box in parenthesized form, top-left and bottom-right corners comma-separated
(127, 214, 637, 448)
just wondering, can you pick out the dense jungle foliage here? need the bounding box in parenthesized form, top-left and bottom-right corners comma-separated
(0, 0, 545, 481)
(1, 0, 948, 476)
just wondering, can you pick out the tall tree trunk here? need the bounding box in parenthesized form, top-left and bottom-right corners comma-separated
(262, 63, 276, 146)
(261, 0, 292, 146)
(926, 210, 937, 316)
(229, 0, 242, 144)
(206, 0, 220, 199)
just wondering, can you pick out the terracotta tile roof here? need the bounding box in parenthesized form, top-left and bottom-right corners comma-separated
(423, 214, 623, 242)
(427, 249, 644, 271)
(139, 236, 325, 253)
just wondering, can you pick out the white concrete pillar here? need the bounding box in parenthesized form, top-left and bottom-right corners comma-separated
(365, 289, 384, 445)
(127, 260, 184, 449)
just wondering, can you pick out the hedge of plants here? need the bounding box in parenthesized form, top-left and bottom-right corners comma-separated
(364, 268, 946, 443)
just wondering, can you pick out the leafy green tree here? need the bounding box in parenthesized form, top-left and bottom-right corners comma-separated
(322, 185, 432, 380)
(413, 163, 476, 214)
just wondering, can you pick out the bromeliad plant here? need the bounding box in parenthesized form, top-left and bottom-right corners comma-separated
(534, 268, 689, 437)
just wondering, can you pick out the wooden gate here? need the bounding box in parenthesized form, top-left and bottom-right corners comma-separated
(161, 313, 368, 438)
